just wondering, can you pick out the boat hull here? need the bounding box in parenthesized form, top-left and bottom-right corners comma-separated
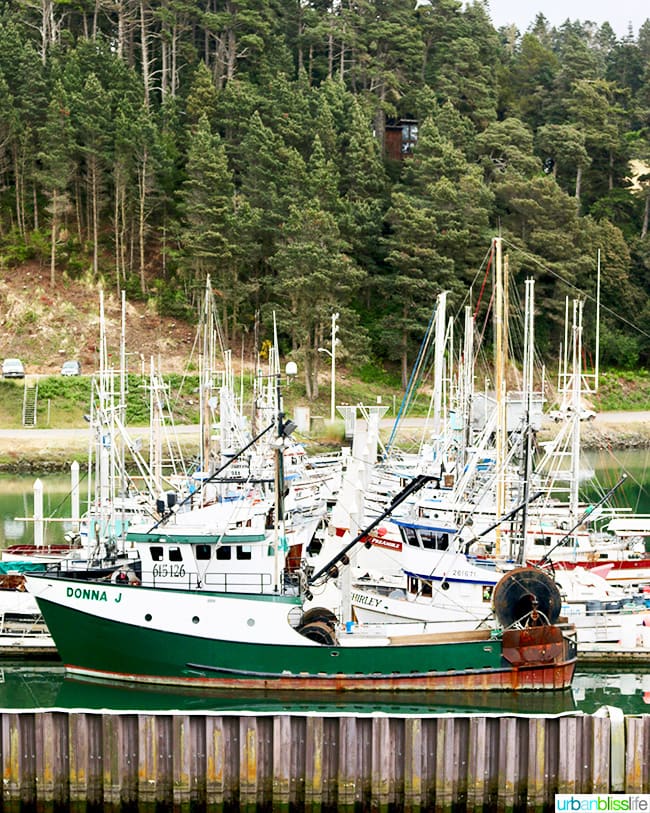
(26, 575, 576, 692)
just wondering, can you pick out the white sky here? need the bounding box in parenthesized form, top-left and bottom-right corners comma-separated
(484, 0, 647, 38)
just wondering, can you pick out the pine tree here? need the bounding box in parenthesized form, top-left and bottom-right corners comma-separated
(382, 117, 493, 385)
(181, 113, 241, 342)
(38, 83, 75, 286)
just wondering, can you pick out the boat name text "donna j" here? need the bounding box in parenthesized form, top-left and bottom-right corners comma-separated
(66, 587, 120, 603)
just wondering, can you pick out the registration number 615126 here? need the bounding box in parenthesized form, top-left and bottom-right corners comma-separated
(152, 563, 186, 578)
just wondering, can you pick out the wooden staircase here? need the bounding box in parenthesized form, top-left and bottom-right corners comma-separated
(22, 381, 38, 426)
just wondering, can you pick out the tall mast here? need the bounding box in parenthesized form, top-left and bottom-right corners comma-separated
(569, 300, 584, 537)
(493, 238, 507, 557)
(518, 278, 535, 561)
(431, 291, 447, 436)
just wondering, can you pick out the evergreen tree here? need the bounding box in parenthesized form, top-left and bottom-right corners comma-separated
(382, 117, 493, 384)
(72, 72, 113, 275)
(181, 113, 241, 342)
(38, 82, 75, 286)
(271, 201, 365, 399)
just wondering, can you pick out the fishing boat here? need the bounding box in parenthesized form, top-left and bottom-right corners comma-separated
(25, 563, 576, 691)
(24, 470, 577, 692)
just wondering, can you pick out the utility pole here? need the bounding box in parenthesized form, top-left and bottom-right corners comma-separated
(318, 312, 339, 422)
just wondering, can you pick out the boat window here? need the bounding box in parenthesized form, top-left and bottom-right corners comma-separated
(408, 576, 418, 594)
(237, 545, 252, 561)
(216, 546, 232, 560)
(401, 527, 420, 547)
(482, 585, 494, 602)
(149, 546, 164, 562)
(169, 547, 183, 562)
(420, 531, 449, 550)
(420, 579, 432, 597)
(195, 544, 211, 560)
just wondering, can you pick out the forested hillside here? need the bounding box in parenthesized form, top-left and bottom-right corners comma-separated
(1, 0, 649, 398)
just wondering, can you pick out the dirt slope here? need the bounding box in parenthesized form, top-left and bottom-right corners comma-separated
(0, 264, 197, 374)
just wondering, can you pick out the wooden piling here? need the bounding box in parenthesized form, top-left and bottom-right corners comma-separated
(0, 709, 642, 809)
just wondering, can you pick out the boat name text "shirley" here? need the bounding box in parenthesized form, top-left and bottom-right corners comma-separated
(351, 592, 382, 607)
(66, 586, 122, 604)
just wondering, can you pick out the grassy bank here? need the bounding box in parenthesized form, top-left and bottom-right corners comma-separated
(0, 364, 411, 431)
(0, 365, 648, 472)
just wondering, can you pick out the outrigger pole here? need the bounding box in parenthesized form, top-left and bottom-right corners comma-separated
(146, 420, 277, 533)
(308, 474, 435, 585)
(538, 473, 628, 566)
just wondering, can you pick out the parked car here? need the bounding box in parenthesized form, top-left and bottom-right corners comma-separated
(61, 360, 81, 376)
(2, 358, 25, 379)
(548, 406, 597, 423)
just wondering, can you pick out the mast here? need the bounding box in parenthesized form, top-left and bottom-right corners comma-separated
(493, 238, 507, 557)
(569, 300, 583, 539)
(431, 291, 447, 436)
(459, 305, 474, 471)
(518, 278, 535, 561)
(595, 250, 601, 391)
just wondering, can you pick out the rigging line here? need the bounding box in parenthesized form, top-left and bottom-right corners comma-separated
(500, 238, 650, 343)
(472, 247, 493, 320)
(476, 288, 495, 351)
(454, 243, 493, 319)
(384, 305, 437, 456)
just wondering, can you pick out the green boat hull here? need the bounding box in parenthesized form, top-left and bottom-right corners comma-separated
(33, 592, 576, 692)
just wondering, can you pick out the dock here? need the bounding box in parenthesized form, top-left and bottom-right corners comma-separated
(0, 706, 642, 809)
(0, 619, 58, 659)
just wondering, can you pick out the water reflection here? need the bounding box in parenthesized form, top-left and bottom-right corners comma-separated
(1, 664, 649, 715)
(0, 473, 75, 548)
(0, 449, 648, 548)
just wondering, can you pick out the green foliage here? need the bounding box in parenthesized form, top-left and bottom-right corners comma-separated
(595, 369, 650, 410)
(0, 2, 647, 381)
(0, 230, 39, 267)
(354, 362, 402, 388)
(37, 376, 91, 401)
(599, 325, 640, 369)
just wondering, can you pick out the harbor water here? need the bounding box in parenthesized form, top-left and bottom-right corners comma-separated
(0, 661, 647, 715)
(0, 451, 649, 716)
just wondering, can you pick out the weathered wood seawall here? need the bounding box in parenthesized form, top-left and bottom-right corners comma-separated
(0, 708, 643, 810)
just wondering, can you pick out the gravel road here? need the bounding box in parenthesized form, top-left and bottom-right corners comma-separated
(0, 411, 647, 449)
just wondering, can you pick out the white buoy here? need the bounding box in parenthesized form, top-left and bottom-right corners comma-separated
(70, 461, 80, 530)
(33, 478, 43, 547)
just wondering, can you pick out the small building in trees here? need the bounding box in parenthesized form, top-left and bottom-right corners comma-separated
(384, 119, 418, 160)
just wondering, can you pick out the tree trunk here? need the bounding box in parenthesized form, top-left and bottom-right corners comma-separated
(575, 164, 582, 201)
(171, 23, 178, 96)
(50, 189, 57, 287)
(608, 149, 614, 191)
(140, 0, 151, 108)
(12, 143, 24, 236)
(138, 146, 148, 294)
(642, 191, 649, 240)
(114, 183, 121, 296)
(297, 5, 303, 74)
(117, 0, 125, 57)
(161, 31, 168, 100)
(91, 157, 99, 275)
(327, 13, 334, 79)
(226, 26, 236, 81)
(33, 184, 39, 231)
